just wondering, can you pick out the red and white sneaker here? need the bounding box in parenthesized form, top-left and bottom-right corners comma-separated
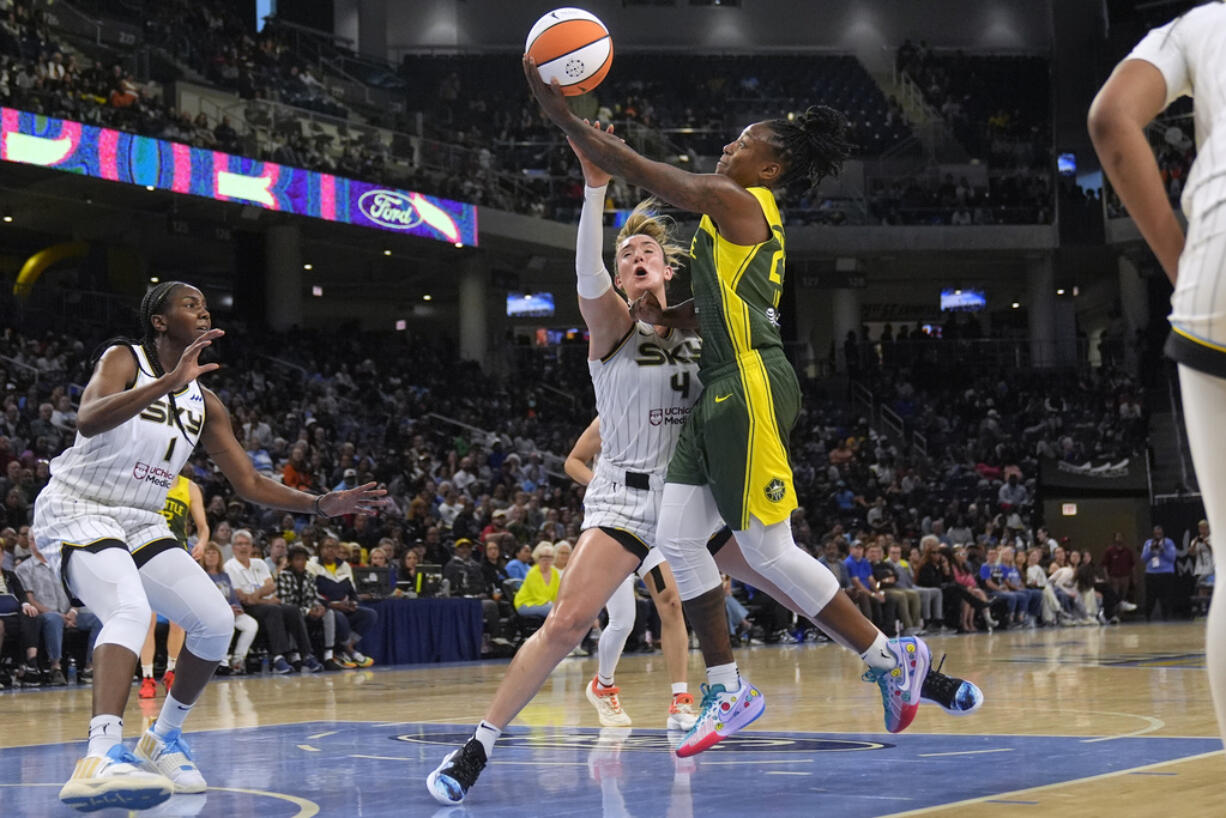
(160, 670, 174, 695)
(586, 677, 632, 727)
(667, 692, 698, 731)
(673, 677, 765, 758)
(138, 677, 157, 700)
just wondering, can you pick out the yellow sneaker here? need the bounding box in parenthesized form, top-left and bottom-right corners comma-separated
(59, 745, 174, 812)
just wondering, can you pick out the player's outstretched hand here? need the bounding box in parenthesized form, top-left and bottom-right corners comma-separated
(629, 290, 665, 325)
(523, 55, 575, 129)
(318, 482, 389, 518)
(569, 120, 616, 187)
(167, 328, 223, 390)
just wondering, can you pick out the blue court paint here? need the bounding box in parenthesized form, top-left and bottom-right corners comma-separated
(0, 722, 1219, 816)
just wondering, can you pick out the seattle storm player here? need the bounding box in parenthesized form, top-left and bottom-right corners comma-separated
(36, 281, 385, 812)
(1090, 0, 1226, 753)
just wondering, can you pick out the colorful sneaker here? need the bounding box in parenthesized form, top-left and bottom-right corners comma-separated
(335, 654, 358, 669)
(862, 636, 931, 733)
(920, 656, 983, 716)
(135, 727, 207, 793)
(349, 651, 374, 668)
(161, 670, 175, 694)
(674, 678, 765, 758)
(586, 677, 632, 727)
(59, 744, 174, 812)
(426, 738, 487, 805)
(666, 692, 697, 731)
(139, 677, 157, 699)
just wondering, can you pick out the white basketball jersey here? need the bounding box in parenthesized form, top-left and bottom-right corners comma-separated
(588, 322, 701, 475)
(1129, 5, 1226, 340)
(47, 344, 205, 512)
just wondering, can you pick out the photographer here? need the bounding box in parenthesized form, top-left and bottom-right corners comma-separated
(1142, 525, 1177, 621)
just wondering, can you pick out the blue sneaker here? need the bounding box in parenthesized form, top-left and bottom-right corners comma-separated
(673, 677, 765, 758)
(427, 738, 487, 805)
(271, 656, 293, 674)
(921, 660, 984, 716)
(861, 636, 930, 733)
(301, 655, 323, 673)
(59, 744, 174, 812)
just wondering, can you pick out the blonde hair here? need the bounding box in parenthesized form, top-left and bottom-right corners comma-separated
(532, 542, 556, 562)
(615, 199, 687, 272)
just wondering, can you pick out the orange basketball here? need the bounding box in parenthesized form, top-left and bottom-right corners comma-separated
(525, 8, 613, 97)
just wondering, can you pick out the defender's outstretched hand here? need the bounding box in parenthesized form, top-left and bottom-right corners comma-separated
(317, 482, 389, 517)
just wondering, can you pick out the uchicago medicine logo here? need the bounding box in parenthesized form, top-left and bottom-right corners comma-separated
(358, 190, 424, 230)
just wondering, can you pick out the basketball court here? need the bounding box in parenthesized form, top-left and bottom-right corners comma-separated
(1, 621, 1221, 816)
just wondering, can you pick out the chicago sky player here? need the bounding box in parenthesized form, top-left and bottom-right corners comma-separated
(1090, 0, 1226, 752)
(38, 282, 384, 812)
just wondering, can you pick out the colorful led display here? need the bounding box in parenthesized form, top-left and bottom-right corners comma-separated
(0, 107, 478, 246)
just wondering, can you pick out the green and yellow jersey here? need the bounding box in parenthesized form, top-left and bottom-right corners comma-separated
(689, 186, 786, 380)
(160, 475, 192, 548)
(667, 186, 799, 530)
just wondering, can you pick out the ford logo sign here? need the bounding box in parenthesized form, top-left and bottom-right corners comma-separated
(358, 190, 423, 230)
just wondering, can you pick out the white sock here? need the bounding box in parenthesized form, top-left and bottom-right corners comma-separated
(860, 632, 897, 672)
(87, 715, 123, 757)
(473, 720, 501, 758)
(324, 648, 333, 660)
(707, 662, 739, 692)
(141, 664, 153, 679)
(671, 682, 688, 697)
(288, 652, 300, 663)
(166, 657, 177, 673)
(154, 692, 192, 737)
(597, 673, 615, 688)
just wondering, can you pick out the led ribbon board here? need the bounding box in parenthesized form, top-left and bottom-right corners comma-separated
(0, 107, 478, 246)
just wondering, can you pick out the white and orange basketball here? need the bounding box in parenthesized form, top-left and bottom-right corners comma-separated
(525, 8, 613, 97)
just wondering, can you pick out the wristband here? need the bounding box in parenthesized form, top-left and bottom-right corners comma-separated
(314, 494, 327, 517)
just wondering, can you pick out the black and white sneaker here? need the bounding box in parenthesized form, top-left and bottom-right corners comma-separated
(426, 739, 487, 805)
(920, 656, 984, 716)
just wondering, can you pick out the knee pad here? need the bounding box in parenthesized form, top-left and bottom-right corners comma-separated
(97, 596, 153, 655)
(735, 517, 840, 617)
(183, 593, 236, 662)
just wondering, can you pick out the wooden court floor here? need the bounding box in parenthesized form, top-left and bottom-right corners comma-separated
(0, 621, 1222, 816)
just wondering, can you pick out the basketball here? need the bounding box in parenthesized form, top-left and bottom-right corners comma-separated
(524, 7, 613, 97)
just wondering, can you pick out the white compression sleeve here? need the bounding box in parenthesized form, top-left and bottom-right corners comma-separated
(576, 184, 613, 300)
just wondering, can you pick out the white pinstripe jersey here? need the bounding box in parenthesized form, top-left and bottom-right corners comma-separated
(1129, 4, 1226, 340)
(588, 322, 701, 475)
(46, 344, 205, 512)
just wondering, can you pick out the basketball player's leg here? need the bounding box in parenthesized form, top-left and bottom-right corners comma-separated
(428, 530, 639, 804)
(139, 613, 158, 695)
(1177, 363, 1226, 747)
(592, 573, 635, 726)
(638, 555, 697, 730)
(58, 540, 173, 810)
(133, 543, 234, 792)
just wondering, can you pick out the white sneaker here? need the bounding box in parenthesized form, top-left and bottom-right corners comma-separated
(667, 693, 698, 731)
(60, 744, 174, 812)
(1119, 600, 1138, 612)
(135, 727, 207, 793)
(586, 676, 632, 727)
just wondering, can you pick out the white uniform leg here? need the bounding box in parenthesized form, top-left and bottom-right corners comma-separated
(1177, 363, 1226, 749)
(138, 548, 234, 662)
(65, 547, 152, 655)
(597, 576, 636, 684)
(732, 517, 840, 618)
(656, 483, 724, 601)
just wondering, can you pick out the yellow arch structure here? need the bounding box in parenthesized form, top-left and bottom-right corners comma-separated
(12, 241, 89, 297)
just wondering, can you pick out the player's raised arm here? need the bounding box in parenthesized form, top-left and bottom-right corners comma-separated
(525, 56, 766, 245)
(1088, 59, 1184, 282)
(569, 121, 635, 357)
(199, 388, 386, 517)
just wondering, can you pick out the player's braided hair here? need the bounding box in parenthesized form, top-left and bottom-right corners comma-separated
(765, 105, 856, 193)
(615, 198, 687, 271)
